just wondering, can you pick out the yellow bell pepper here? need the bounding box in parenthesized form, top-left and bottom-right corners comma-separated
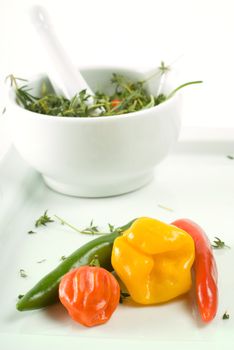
(111, 217, 195, 304)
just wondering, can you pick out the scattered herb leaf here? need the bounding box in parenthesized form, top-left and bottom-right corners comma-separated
(158, 204, 174, 212)
(28, 230, 36, 234)
(227, 155, 234, 160)
(2, 107, 6, 115)
(222, 311, 230, 320)
(60, 256, 67, 261)
(18, 294, 24, 299)
(35, 210, 54, 227)
(37, 259, 46, 264)
(212, 237, 230, 249)
(19, 269, 27, 278)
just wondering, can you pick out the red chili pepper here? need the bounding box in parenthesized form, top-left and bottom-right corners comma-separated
(171, 219, 218, 323)
(59, 266, 120, 327)
(111, 99, 121, 108)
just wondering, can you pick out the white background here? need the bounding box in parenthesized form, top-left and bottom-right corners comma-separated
(1, 0, 234, 127)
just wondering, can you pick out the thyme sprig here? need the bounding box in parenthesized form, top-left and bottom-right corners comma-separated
(212, 237, 230, 249)
(33, 211, 122, 236)
(9, 63, 202, 118)
(54, 215, 111, 235)
(35, 210, 54, 227)
(6, 74, 37, 108)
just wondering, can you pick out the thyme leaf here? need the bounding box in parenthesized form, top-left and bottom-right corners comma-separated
(28, 230, 37, 234)
(227, 155, 234, 160)
(222, 311, 230, 320)
(37, 259, 46, 264)
(19, 269, 27, 278)
(212, 237, 230, 249)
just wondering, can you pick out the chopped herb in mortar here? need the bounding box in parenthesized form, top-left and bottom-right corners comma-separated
(9, 63, 202, 118)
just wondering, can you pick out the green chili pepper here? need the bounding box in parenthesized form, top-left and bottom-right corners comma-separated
(16, 219, 136, 311)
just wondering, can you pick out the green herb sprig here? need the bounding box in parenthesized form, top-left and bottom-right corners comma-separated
(33, 210, 117, 236)
(6, 75, 37, 108)
(212, 237, 230, 249)
(9, 63, 202, 118)
(35, 210, 54, 227)
(54, 215, 112, 235)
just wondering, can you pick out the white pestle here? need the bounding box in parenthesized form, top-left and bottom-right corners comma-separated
(30, 6, 100, 110)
